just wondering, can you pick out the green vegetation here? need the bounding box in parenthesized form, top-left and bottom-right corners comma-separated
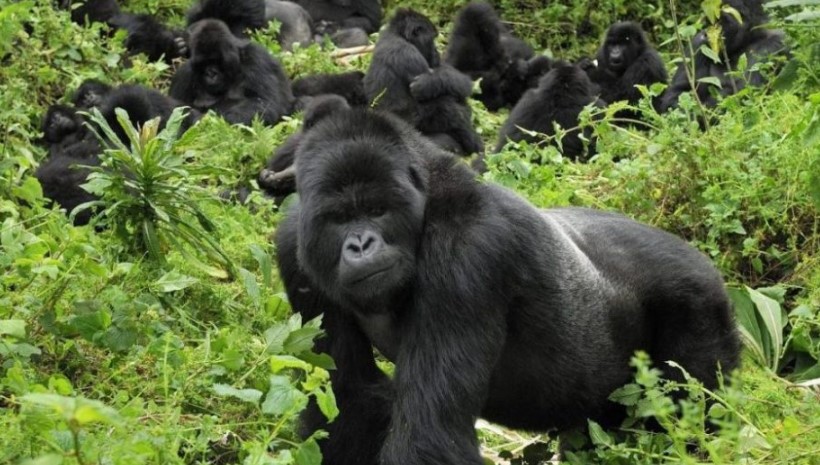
(1, 0, 819, 464)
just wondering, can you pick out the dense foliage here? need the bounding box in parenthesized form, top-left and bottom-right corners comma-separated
(1, 0, 819, 464)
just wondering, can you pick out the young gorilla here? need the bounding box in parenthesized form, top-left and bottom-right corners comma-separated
(61, 0, 187, 63)
(275, 105, 740, 465)
(495, 64, 605, 160)
(583, 22, 667, 119)
(658, 0, 788, 112)
(169, 19, 294, 126)
(364, 9, 483, 156)
(445, 1, 552, 110)
(37, 84, 199, 225)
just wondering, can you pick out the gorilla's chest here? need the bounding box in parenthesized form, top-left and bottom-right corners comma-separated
(354, 311, 401, 361)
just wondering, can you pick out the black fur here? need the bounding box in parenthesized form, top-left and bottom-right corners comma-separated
(275, 105, 741, 465)
(108, 13, 188, 63)
(169, 19, 294, 126)
(37, 84, 199, 225)
(585, 22, 667, 119)
(295, 0, 382, 46)
(61, 1, 187, 63)
(39, 104, 100, 159)
(496, 64, 604, 160)
(61, 0, 120, 24)
(364, 9, 483, 156)
(293, 71, 367, 107)
(259, 95, 350, 202)
(265, 0, 314, 50)
(445, 2, 551, 110)
(659, 0, 789, 111)
(72, 79, 112, 109)
(35, 154, 102, 226)
(96, 85, 200, 144)
(186, 0, 267, 36)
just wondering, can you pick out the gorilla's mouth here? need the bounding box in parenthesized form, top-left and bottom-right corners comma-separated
(351, 264, 396, 284)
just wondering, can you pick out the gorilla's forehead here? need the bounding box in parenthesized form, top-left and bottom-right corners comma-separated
(298, 139, 410, 194)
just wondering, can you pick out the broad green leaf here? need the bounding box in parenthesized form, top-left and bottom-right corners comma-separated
(74, 400, 120, 425)
(270, 355, 311, 373)
(314, 386, 339, 422)
(284, 327, 324, 354)
(0, 319, 26, 338)
(153, 270, 199, 293)
(729, 288, 769, 368)
(250, 244, 273, 288)
(608, 383, 643, 407)
(262, 375, 308, 416)
(747, 286, 785, 369)
(294, 438, 322, 465)
(240, 268, 261, 307)
(587, 420, 613, 447)
(213, 384, 263, 404)
(698, 76, 723, 88)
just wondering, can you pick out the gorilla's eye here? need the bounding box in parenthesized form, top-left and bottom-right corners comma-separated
(367, 205, 387, 217)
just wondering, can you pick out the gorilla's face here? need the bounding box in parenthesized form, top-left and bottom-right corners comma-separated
(295, 118, 426, 308)
(189, 20, 243, 98)
(601, 22, 646, 74)
(43, 107, 79, 143)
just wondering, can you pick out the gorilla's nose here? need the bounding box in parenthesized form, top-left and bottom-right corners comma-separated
(343, 231, 383, 262)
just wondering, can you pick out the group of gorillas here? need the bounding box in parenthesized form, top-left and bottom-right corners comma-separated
(36, 2, 785, 462)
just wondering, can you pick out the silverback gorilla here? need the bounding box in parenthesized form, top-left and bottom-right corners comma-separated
(275, 105, 741, 465)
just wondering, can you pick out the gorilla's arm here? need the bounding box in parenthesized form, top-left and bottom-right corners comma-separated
(607, 50, 667, 105)
(109, 13, 188, 63)
(743, 30, 789, 87)
(168, 62, 197, 105)
(409, 65, 473, 102)
(380, 209, 509, 465)
(658, 32, 715, 111)
(236, 45, 294, 124)
(275, 213, 390, 465)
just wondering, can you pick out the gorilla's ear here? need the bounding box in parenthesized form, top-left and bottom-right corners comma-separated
(303, 95, 351, 130)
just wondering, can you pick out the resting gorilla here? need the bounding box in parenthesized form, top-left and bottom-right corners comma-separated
(658, 0, 789, 112)
(495, 64, 604, 160)
(169, 19, 294, 126)
(275, 105, 740, 465)
(61, 0, 187, 63)
(583, 22, 667, 119)
(445, 1, 552, 110)
(37, 84, 199, 225)
(364, 9, 483, 156)
(293, 0, 381, 47)
(187, 0, 314, 51)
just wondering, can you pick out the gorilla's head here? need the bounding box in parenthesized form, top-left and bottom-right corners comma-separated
(598, 22, 647, 74)
(720, 0, 768, 53)
(390, 9, 440, 68)
(188, 19, 245, 98)
(294, 108, 428, 308)
(42, 105, 81, 144)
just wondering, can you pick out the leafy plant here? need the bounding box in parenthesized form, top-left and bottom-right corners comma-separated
(81, 107, 237, 279)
